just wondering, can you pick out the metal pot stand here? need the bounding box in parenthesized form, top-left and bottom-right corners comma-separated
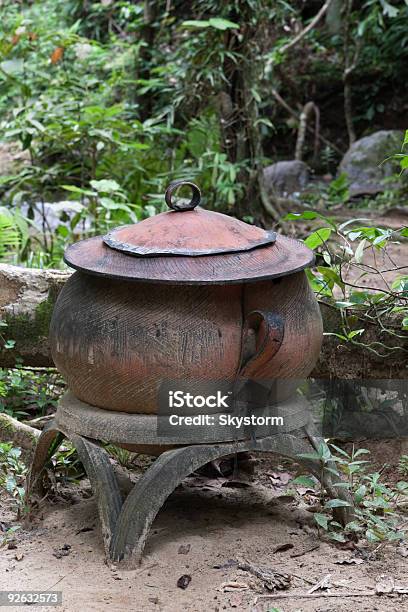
(26, 391, 353, 567)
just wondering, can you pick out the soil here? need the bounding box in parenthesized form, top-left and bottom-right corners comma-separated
(1, 453, 408, 612)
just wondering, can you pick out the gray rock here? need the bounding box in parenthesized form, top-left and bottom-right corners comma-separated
(339, 130, 404, 197)
(21, 200, 87, 233)
(263, 160, 310, 197)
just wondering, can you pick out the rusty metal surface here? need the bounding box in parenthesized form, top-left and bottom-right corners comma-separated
(103, 208, 276, 257)
(65, 234, 314, 284)
(165, 179, 201, 211)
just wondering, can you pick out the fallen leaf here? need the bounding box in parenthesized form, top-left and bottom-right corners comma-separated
(220, 581, 249, 592)
(296, 486, 317, 496)
(375, 574, 395, 595)
(397, 545, 408, 558)
(238, 560, 291, 591)
(177, 574, 191, 590)
(178, 544, 191, 555)
(51, 47, 64, 64)
(335, 557, 364, 565)
(273, 543, 294, 553)
(308, 573, 332, 594)
(7, 542, 17, 550)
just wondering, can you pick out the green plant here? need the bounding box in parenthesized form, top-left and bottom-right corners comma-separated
(0, 367, 63, 419)
(51, 443, 84, 483)
(0, 207, 28, 263)
(327, 173, 350, 204)
(0, 442, 26, 508)
(398, 455, 408, 477)
(105, 444, 135, 469)
(0, 525, 21, 547)
(296, 443, 408, 544)
(284, 211, 408, 352)
(387, 129, 408, 174)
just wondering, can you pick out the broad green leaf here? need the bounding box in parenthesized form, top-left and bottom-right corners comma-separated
(328, 531, 346, 542)
(90, 179, 122, 193)
(345, 520, 363, 532)
(354, 484, 367, 504)
(1, 59, 24, 74)
(304, 228, 332, 250)
(353, 448, 370, 458)
(314, 513, 328, 529)
(62, 185, 96, 197)
(208, 18, 239, 30)
(354, 239, 366, 263)
(330, 443, 349, 458)
(347, 329, 365, 339)
(292, 475, 316, 488)
(379, 0, 399, 18)
(324, 499, 352, 509)
(182, 20, 210, 28)
(365, 528, 381, 542)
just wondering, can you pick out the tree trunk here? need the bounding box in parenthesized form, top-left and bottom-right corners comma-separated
(0, 413, 40, 458)
(0, 264, 71, 367)
(342, 0, 357, 146)
(218, 5, 281, 222)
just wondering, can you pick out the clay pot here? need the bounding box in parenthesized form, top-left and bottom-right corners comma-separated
(50, 181, 322, 414)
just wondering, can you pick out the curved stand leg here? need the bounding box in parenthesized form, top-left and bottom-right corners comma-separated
(110, 429, 353, 565)
(70, 434, 123, 554)
(110, 442, 249, 564)
(26, 413, 354, 566)
(26, 421, 63, 498)
(27, 425, 123, 555)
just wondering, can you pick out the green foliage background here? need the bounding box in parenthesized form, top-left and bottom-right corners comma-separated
(0, 0, 407, 266)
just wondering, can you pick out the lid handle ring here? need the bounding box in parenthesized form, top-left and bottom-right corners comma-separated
(165, 180, 201, 212)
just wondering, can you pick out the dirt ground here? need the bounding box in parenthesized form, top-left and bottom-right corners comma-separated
(1, 451, 408, 612)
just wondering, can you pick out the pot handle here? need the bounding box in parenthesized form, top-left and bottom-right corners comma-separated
(165, 180, 201, 211)
(238, 310, 285, 379)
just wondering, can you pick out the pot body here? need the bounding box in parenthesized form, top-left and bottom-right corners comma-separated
(50, 270, 322, 413)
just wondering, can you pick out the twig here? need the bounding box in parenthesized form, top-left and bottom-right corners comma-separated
(271, 88, 342, 154)
(280, 0, 335, 53)
(290, 543, 320, 557)
(255, 591, 376, 601)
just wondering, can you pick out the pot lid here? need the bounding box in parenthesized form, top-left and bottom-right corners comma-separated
(64, 181, 315, 284)
(103, 181, 276, 257)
